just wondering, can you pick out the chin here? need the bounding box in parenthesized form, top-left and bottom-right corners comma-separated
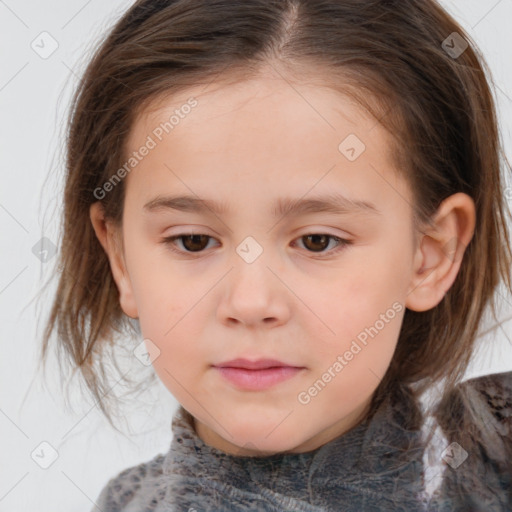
(229, 438, 296, 457)
(226, 422, 304, 456)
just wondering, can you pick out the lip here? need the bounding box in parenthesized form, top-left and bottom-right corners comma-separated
(213, 358, 305, 391)
(214, 358, 299, 370)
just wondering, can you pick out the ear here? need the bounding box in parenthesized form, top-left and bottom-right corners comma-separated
(406, 192, 476, 312)
(89, 202, 139, 319)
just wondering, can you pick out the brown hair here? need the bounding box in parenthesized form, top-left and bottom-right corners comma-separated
(38, 0, 511, 452)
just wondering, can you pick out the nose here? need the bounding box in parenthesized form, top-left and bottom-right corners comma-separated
(216, 248, 290, 328)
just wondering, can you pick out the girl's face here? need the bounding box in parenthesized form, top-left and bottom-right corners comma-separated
(100, 71, 426, 456)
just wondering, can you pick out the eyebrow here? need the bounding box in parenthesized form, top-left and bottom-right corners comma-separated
(143, 193, 381, 218)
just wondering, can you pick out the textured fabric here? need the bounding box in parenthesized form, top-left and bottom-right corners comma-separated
(91, 371, 512, 512)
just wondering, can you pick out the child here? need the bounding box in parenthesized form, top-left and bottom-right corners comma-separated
(39, 0, 512, 510)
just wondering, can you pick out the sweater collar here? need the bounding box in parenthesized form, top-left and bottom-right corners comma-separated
(162, 386, 425, 505)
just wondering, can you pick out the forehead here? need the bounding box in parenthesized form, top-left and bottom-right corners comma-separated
(122, 72, 411, 218)
(131, 73, 379, 142)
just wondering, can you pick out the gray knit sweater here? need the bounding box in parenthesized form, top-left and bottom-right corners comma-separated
(91, 371, 512, 511)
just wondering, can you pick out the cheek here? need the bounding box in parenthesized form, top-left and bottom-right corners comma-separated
(140, 304, 204, 399)
(316, 302, 402, 408)
(127, 253, 207, 372)
(124, 239, 186, 331)
(314, 250, 406, 384)
(322, 257, 404, 334)
(341, 236, 411, 309)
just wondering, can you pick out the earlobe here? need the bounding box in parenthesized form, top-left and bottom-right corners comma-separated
(405, 193, 476, 312)
(89, 202, 139, 319)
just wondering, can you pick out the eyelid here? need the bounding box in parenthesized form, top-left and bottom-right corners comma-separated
(160, 230, 353, 257)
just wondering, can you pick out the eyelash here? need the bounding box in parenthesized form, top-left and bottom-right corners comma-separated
(160, 233, 352, 258)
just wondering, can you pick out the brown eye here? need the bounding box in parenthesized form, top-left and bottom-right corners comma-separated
(161, 232, 350, 258)
(294, 234, 351, 256)
(301, 234, 330, 252)
(162, 234, 215, 253)
(181, 234, 210, 252)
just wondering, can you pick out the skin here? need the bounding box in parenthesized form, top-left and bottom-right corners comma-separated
(90, 66, 475, 457)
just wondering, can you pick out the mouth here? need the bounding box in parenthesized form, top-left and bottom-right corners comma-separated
(212, 358, 306, 391)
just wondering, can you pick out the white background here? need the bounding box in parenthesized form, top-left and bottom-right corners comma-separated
(1, 1, 511, 510)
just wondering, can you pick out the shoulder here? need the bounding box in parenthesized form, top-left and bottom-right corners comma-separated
(463, 369, 512, 394)
(92, 452, 167, 512)
(427, 371, 512, 509)
(460, 370, 512, 436)
(436, 370, 512, 432)
(454, 370, 512, 452)
(433, 370, 512, 472)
